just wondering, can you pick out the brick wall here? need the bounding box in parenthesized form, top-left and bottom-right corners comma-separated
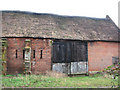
(6, 38, 119, 74)
(88, 41, 119, 71)
(31, 38, 51, 74)
(7, 38, 51, 74)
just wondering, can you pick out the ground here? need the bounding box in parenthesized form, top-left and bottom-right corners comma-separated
(2, 73, 118, 88)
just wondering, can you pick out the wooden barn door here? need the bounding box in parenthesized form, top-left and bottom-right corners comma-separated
(70, 42, 88, 74)
(52, 41, 68, 73)
(52, 40, 88, 74)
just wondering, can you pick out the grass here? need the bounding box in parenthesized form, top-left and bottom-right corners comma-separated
(2, 74, 118, 88)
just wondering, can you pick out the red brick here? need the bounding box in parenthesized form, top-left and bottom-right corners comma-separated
(7, 38, 51, 74)
(88, 41, 119, 71)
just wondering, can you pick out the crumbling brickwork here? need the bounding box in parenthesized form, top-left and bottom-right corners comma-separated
(7, 38, 51, 74)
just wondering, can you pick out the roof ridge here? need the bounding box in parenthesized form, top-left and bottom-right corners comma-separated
(1, 10, 107, 20)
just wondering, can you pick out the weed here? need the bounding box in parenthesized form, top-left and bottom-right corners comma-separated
(2, 73, 118, 88)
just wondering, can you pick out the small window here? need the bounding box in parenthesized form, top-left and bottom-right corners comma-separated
(23, 50, 25, 59)
(112, 57, 119, 65)
(33, 50, 35, 58)
(40, 50, 43, 59)
(16, 50, 17, 58)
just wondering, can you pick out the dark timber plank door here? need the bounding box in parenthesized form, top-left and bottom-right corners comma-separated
(52, 41, 66, 63)
(52, 41, 88, 74)
(52, 41, 67, 73)
(70, 42, 88, 74)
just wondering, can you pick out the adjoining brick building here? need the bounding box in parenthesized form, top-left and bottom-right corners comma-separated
(1, 11, 120, 75)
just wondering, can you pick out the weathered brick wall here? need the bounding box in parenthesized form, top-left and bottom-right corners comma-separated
(88, 41, 119, 71)
(7, 38, 51, 74)
(7, 38, 25, 74)
(31, 38, 51, 74)
(6, 38, 119, 74)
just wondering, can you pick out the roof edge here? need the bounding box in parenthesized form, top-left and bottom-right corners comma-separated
(1, 37, 120, 42)
(1, 10, 107, 20)
(106, 15, 119, 29)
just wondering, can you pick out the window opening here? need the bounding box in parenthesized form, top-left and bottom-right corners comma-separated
(23, 50, 25, 59)
(33, 50, 35, 58)
(40, 50, 43, 59)
(16, 50, 17, 58)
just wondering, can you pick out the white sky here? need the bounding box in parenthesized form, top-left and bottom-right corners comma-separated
(0, 0, 119, 25)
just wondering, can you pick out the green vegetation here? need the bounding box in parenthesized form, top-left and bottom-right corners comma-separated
(2, 74, 118, 88)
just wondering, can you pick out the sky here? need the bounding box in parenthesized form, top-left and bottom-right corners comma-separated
(0, 0, 119, 26)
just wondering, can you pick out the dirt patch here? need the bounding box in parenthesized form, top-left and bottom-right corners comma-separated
(45, 71, 67, 78)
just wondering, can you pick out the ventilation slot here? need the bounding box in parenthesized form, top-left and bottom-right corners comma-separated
(23, 50, 25, 59)
(40, 50, 43, 59)
(33, 50, 35, 58)
(16, 50, 17, 58)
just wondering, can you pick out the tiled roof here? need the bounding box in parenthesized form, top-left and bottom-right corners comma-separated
(1, 11, 119, 41)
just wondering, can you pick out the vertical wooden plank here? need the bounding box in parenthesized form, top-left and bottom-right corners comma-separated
(74, 41, 77, 62)
(76, 42, 79, 62)
(71, 41, 74, 62)
(60, 44, 64, 62)
(70, 42, 73, 62)
(56, 44, 59, 62)
(66, 42, 70, 63)
(76, 44, 80, 61)
(64, 42, 67, 63)
(72, 41, 75, 62)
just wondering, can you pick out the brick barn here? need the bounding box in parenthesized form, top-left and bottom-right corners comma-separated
(1, 11, 120, 75)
